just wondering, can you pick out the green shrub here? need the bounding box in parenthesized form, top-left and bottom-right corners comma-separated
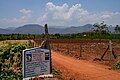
(109, 61, 120, 70)
(11, 44, 26, 53)
(0, 48, 3, 52)
(114, 61, 120, 69)
(0, 42, 29, 80)
(52, 68, 62, 75)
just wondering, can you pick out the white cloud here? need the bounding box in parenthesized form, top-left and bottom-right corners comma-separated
(38, 2, 120, 26)
(19, 9, 32, 14)
(38, 2, 89, 26)
(100, 15, 111, 19)
(0, 2, 120, 28)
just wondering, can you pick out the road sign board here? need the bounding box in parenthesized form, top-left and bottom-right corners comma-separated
(23, 47, 51, 78)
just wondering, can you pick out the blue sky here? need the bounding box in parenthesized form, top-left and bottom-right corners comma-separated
(0, 0, 120, 28)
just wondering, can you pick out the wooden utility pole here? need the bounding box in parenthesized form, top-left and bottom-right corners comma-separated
(40, 24, 50, 49)
(40, 24, 52, 73)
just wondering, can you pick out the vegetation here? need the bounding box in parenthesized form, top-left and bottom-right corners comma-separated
(109, 61, 120, 70)
(115, 25, 120, 33)
(52, 68, 63, 79)
(0, 40, 31, 80)
(49, 33, 120, 39)
(0, 34, 40, 40)
(0, 40, 63, 80)
(52, 68, 62, 75)
(93, 21, 110, 34)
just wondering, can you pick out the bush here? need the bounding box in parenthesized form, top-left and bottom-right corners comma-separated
(109, 61, 120, 70)
(11, 44, 26, 53)
(0, 48, 3, 52)
(0, 42, 29, 80)
(114, 61, 120, 70)
(52, 68, 62, 75)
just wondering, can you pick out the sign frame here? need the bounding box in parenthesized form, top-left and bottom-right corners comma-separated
(23, 47, 51, 79)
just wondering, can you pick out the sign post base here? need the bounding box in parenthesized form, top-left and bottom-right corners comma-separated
(23, 74, 53, 80)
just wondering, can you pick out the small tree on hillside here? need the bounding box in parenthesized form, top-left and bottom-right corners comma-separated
(93, 21, 110, 35)
(115, 25, 120, 33)
(92, 21, 111, 39)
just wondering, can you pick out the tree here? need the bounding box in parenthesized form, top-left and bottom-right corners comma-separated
(93, 21, 110, 34)
(54, 33, 61, 39)
(115, 25, 120, 33)
(92, 21, 112, 39)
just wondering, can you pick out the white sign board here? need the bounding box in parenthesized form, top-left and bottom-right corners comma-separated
(23, 47, 51, 78)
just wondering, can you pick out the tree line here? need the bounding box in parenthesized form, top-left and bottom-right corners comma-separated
(0, 34, 40, 40)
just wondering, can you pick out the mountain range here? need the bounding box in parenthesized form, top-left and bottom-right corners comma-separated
(0, 24, 115, 34)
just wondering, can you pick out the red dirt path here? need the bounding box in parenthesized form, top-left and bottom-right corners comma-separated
(52, 50, 120, 80)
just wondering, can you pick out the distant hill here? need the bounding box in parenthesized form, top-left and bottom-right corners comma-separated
(0, 28, 13, 34)
(0, 24, 116, 34)
(6, 27, 16, 31)
(14, 24, 44, 34)
(13, 24, 94, 34)
(59, 24, 94, 34)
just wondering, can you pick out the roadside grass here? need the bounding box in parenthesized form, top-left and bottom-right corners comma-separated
(52, 68, 63, 80)
(52, 68, 62, 75)
(109, 61, 120, 70)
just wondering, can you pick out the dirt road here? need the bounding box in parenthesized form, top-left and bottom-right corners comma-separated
(52, 50, 120, 80)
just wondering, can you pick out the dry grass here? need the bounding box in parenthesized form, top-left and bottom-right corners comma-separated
(0, 40, 28, 48)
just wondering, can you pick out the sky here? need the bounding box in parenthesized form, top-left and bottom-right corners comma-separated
(0, 0, 120, 28)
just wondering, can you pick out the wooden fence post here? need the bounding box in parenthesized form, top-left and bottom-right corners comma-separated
(67, 44, 70, 54)
(109, 40, 113, 60)
(101, 40, 116, 60)
(79, 44, 82, 57)
(57, 43, 59, 51)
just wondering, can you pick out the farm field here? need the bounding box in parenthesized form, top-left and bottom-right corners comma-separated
(50, 39, 120, 66)
(34, 39, 120, 80)
(0, 40, 28, 47)
(0, 40, 31, 80)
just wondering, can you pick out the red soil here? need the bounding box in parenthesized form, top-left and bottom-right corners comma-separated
(52, 50, 120, 80)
